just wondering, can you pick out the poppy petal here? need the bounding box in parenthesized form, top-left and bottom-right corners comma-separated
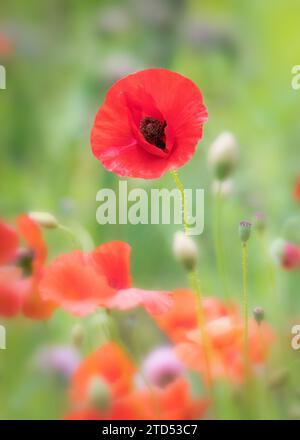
(70, 342, 135, 402)
(90, 241, 132, 289)
(40, 251, 115, 316)
(106, 288, 172, 315)
(0, 219, 19, 265)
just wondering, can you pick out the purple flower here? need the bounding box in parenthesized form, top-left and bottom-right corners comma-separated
(33, 345, 80, 381)
(141, 346, 185, 388)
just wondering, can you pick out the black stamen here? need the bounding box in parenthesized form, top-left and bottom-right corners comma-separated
(140, 117, 166, 150)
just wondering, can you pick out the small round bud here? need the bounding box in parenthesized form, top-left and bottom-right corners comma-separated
(87, 376, 111, 411)
(71, 324, 85, 348)
(173, 231, 198, 271)
(252, 306, 264, 325)
(28, 211, 58, 229)
(239, 221, 252, 243)
(253, 212, 266, 233)
(208, 131, 238, 180)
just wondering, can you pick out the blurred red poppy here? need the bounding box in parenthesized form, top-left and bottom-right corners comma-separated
(0, 267, 26, 317)
(0, 219, 19, 265)
(294, 176, 300, 202)
(91, 68, 207, 179)
(0, 33, 14, 56)
(66, 342, 207, 420)
(40, 241, 171, 316)
(154, 289, 275, 383)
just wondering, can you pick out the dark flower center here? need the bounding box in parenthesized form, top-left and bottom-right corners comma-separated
(15, 248, 35, 276)
(140, 117, 167, 150)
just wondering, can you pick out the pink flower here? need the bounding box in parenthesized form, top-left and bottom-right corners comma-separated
(141, 346, 185, 388)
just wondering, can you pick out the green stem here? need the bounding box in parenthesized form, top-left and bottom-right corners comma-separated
(213, 188, 229, 297)
(170, 170, 189, 234)
(241, 242, 250, 376)
(57, 224, 79, 248)
(171, 171, 213, 394)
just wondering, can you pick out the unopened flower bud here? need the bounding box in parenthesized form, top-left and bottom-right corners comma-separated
(254, 212, 266, 233)
(87, 376, 111, 411)
(208, 131, 238, 180)
(253, 306, 264, 325)
(28, 211, 58, 229)
(239, 221, 252, 243)
(71, 324, 85, 348)
(173, 231, 198, 271)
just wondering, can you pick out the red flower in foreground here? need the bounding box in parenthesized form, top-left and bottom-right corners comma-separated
(0, 215, 56, 320)
(294, 176, 300, 202)
(91, 68, 208, 179)
(40, 241, 171, 316)
(0, 219, 19, 265)
(66, 342, 207, 420)
(153, 289, 275, 383)
(0, 267, 26, 317)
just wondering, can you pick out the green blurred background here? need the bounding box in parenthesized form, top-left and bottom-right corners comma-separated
(1, 0, 300, 419)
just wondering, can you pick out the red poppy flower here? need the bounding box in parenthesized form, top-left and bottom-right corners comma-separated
(0, 33, 14, 56)
(66, 342, 207, 420)
(294, 176, 300, 202)
(70, 343, 135, 403)
(153, 289, 275, 383)
(0, 219, 19, 265)
(40, 241, 172, 316)
(16, 215, 57, 320)
(91, 68, 208, 179)
(0, 267, 26, 317)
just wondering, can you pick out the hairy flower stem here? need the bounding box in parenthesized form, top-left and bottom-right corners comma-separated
(171, 171, 213, 394)
(213, 189, 229, 298)
(170, 170, 190, 234)
(241, 242, 250, 378)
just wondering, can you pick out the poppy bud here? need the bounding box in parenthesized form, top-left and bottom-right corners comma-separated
(28, 211, 58, 229)
(208, 131, 238, 180)
(253, 212, 266, 233)
(212, 178, 233, 197)
(253, 306, 264, 325)
(71, 323, 85, 348)
(87, 376, 111, 411)
(173, 231, 198, 271)
(239, 221, 252, 244)
(270, 239, 300, 270)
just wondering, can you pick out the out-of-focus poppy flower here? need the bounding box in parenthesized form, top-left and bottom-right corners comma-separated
(0, 219, 19, 265)
(65, 342, 207, 420)
(0, 33, 14, 56)
(294, 176, 300, 202)
(40, 241, 171, 316)
(16, 215, 57, 319)
(270, 238, 300, 271)
(70, 343, 135, 403)
(153, 289, 274, 383)
(153, 289, 228, 343)
(91, 68, 207, 179)
(0, 267, 26, 317)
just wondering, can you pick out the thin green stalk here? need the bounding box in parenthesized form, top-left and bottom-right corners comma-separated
(170, 170, 189, 234)
(241, 242, 250, 376)
(213, 188, 229, 297)
(171, 171, 214, 394)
